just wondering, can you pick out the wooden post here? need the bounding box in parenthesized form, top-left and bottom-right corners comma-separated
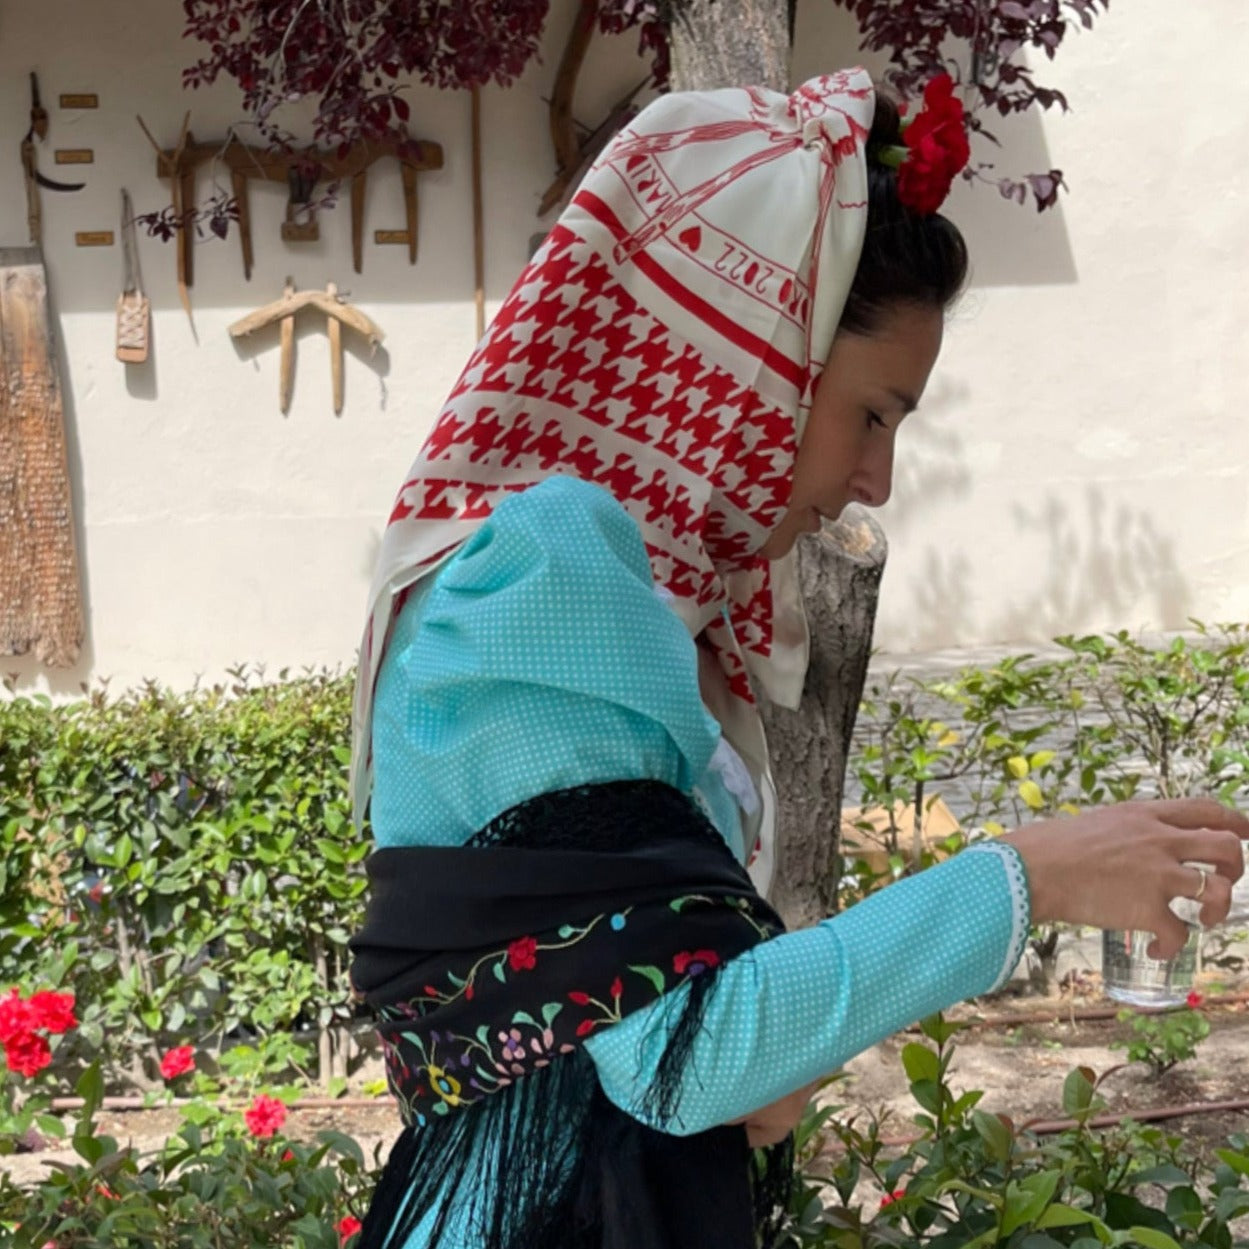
(327, 283, 344, 414)
(279, 279, 296, 414)
(471, 85, 485, 341)
(0, 247, 85, 667)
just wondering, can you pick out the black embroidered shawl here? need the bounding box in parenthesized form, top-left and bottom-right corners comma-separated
(350, 781, 792, 1249)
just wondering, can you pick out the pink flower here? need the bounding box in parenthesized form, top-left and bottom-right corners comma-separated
(159, 1045, 196, 1080)
(507, 937, 537, 972)
(4, 1031, 52, 1077)
(27, 990, 77, 1035)
(243, 1094, 288, 1138)
(1186, 991, 1204, 1009)
(337, 1214, 363, 1245)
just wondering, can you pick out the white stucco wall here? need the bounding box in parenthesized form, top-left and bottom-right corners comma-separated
(2, 0, 1246, 695)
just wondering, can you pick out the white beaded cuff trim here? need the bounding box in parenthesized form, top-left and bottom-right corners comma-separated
(966, 841, 1032, 991)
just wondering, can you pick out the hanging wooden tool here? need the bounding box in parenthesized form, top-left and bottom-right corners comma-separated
(537, 9, 650, 218)
(116, 189, 150, 363)
(0, 246, 85, 667)
(137, 112, 194, 322)
(146, 131, 443, 282)
(20, 72, 86, 246)
(227, 280, 384, 415)
(282, 164, 321, 242)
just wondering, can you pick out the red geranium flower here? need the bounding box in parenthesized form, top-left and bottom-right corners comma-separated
(507, 937, 538, 972)
(0, 989, 33, 1044)
(897, 73, 970, 216)
(243, 1094, 288, 1138)
(1186, 990, 1204, 1008)
(159, 1045, 196, 1080)
(4, 1031, 52, 1078)
(879, 1187, 906, 1209)
(27, 990, 77, 1035)
(337, 1214, 363, 1245)
(673, 949, 720, 976)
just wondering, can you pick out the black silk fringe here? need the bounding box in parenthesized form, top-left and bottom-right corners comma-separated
(359, 965, 792, 1249)
(357, 782, 792, 1249)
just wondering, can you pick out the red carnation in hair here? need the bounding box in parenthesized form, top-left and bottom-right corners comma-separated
(897, 74, 970, 215)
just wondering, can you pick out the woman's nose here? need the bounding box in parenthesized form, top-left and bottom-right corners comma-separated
(850, 441, 894, 508)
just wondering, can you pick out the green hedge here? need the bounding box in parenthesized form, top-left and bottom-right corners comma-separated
(0, 668, 366, 1091)
(4, 625, 1248, 1091)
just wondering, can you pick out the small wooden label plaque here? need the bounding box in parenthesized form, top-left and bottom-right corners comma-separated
(59, 94, 99, 109)
(75, 231, 114, 247)
(55, 149, 94, 165)
(374, 230, 411, 245)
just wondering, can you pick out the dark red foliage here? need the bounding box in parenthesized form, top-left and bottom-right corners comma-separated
(181, 0, 1106, 213)
(182, 0, 672, 151)
(135, 188, 240, 242)
(831, 0, 1110, 210)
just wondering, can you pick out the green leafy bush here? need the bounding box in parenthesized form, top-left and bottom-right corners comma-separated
(6, 1009, 1246, 1249)
(846, 627, 1249, 988)
(783, 1015, 1249, 1249)
(0, 668, 368, 1090)
(4, 626, 1248, 1098)
(1111, 1000, 1212, 1080)
(1, 1064, 373, 1248)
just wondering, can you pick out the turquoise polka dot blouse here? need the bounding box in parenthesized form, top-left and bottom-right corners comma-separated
(369, 475, 1031, 1247)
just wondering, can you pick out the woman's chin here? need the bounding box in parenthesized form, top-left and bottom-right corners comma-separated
(758, 521, 802, 561)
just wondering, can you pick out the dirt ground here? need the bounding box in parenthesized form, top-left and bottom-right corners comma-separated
(6, 975, 1248, 1195)
(837, 996, 1249, 1154)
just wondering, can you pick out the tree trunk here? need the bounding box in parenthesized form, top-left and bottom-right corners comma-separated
(668, 0, 792, 94)
(668, 24, 888, 929)
(761, 508, 888, 928)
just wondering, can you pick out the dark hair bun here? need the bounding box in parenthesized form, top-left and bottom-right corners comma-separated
(866, 90, 904, 151)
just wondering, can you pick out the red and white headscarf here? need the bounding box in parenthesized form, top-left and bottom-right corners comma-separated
(352, 69, 876, 878)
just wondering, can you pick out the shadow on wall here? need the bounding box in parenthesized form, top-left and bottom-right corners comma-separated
(897, 485, 1191, 652)
(888, 372, 975, 512)
(948, 105, 1079, 290)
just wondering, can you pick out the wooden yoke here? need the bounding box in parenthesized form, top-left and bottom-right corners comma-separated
(228, 280, 384, 415)
(538, 2, 650, 218)
(148, 131, 444, 280)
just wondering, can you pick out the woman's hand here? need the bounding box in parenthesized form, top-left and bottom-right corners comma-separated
(731, 1079, 823, 1148)
(1000, 798, 1249, 959)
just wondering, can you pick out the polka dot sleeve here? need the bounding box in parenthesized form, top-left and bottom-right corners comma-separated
(586, 840, 1031, 1134)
